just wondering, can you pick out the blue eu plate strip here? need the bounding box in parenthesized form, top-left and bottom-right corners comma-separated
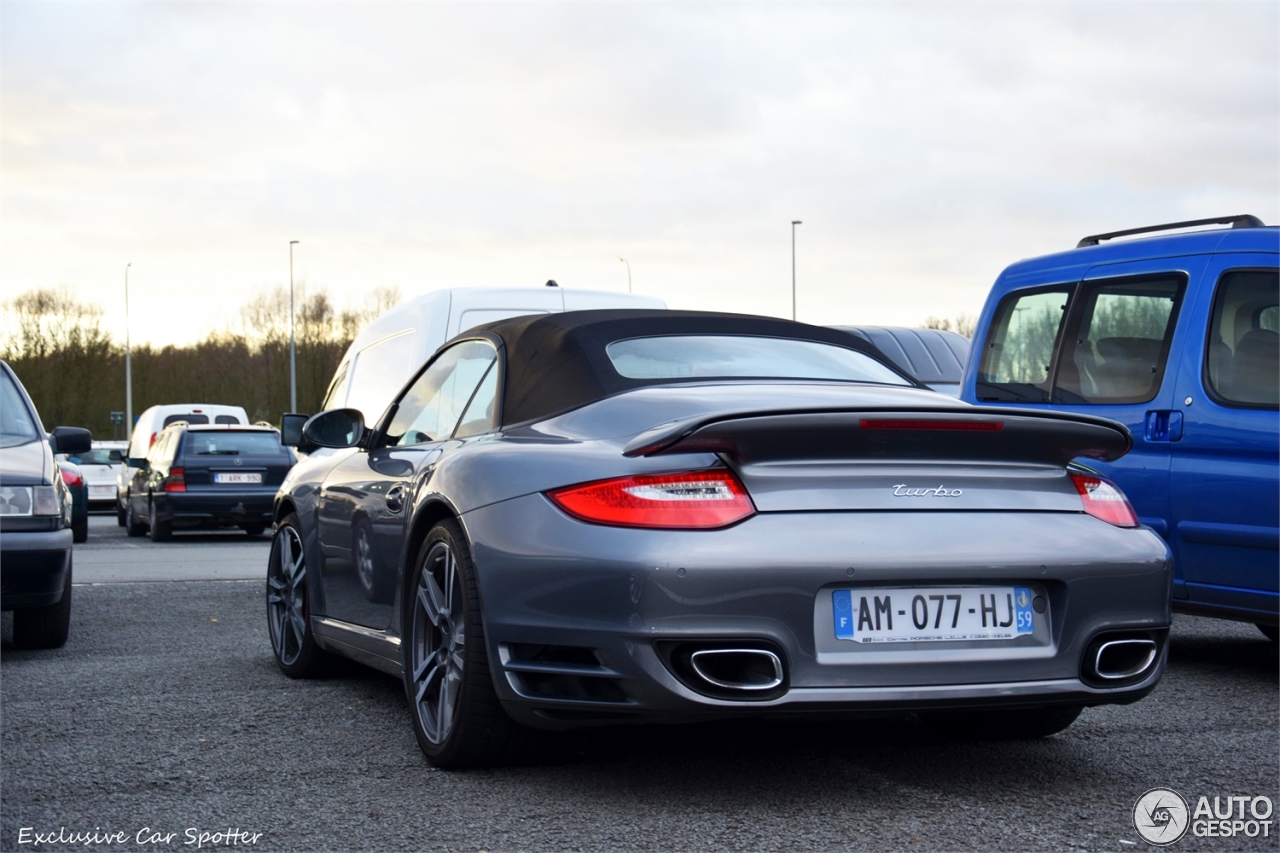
(1014, 587, 1034, 634)
(832, 589, 855, 640)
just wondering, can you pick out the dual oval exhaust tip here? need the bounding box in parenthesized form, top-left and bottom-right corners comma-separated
(658, 641, 789, 700)
(1082, 633, 1163, 686)
(688, 648, 785, 692)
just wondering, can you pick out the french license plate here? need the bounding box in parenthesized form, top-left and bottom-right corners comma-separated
(89, 485, 115, 499)
(832, 586, 1034, 643)
(213, 472, 262, 485)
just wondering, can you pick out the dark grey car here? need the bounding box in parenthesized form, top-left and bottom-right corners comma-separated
(268, 310, 1171, 768)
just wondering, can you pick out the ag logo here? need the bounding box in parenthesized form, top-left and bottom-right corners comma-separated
(1134, 788, 1190, 845)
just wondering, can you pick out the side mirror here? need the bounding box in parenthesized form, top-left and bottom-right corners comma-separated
(280, 413, 309, 448)
(302, 409, 365, 449)
(108, 450, 124, 463)
(49, 426, 92, 455)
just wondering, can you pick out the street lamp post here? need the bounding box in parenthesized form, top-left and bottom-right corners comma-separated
(619, 258, 631, 293)
(289, 240, 299, 413)
(791, 220, 802, 321)
(124, 263, 133, 438)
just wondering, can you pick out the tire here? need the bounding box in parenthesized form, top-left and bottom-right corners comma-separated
(116, 500, 127, 527)
(354, 518, 393, 603)
(148, 501, 172, 542)
(266, 513, 333, 678)
(404, 519, 530, 768)
(1257, 624, 1279, 643)
(919, 705, 1083, 741)
(243, 524, 266, 537)
(72, 514, 88, 544)
(13, 555, 72, 650)
(125, 498, 147, 538)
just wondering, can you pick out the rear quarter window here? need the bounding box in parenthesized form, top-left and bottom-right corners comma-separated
(1205, 269, 1279, 407)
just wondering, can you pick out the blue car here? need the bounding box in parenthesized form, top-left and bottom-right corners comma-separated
(961, 215, 1278, 639)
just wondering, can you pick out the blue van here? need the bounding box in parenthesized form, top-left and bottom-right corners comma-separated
(961, 215, 1278, 638)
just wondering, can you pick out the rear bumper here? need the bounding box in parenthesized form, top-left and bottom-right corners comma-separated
(1, 529, 72, 608)
(158, 490, 276, 527)
(460, 497, 1173, 729)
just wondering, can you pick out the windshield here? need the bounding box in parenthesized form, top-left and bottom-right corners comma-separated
(66, 449, 123, 466)
(0, 371, 39, 448)
(606, 335, 910, 385)
(184, 432, 283, 456)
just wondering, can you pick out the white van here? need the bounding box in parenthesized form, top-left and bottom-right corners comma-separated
(319, 285, 666, 422)
(115, 403, 250, 524)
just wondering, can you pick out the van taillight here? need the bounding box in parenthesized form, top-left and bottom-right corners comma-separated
(149, 432, 158, 448)
(1069, 472, 1138, 528)
(163, 467, 186, 493)
(547, 469, 755, 529)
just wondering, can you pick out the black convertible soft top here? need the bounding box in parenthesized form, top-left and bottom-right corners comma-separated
(468, 309, 915, 427)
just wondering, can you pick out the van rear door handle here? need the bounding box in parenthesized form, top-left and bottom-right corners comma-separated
(385, 483, 407, 512)
(1144, 410, 1184, 442)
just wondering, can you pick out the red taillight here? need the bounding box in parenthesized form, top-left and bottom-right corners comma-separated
(60, 468, 83, 489)
(547, 470, 756, 529)
(1070, 472, 1138, 528)
(149, 432, 158, 448)
(163, 467, 187, 493)
(860, 419, 1003, 431)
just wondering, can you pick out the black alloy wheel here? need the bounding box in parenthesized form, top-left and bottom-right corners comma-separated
(405, 519, 529, 768)
(266, 513, 332, 678)
(148, 501, 172, 542)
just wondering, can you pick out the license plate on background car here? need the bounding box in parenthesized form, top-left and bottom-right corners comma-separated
(832, 586, 1034, 643)
(89, 485, 115, 499)
(213, 472, 262, 485)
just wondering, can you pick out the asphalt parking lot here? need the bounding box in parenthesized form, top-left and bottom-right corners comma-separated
(2, 515, 1276, 852)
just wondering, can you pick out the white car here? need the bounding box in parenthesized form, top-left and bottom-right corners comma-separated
(58, 440, 127, 509)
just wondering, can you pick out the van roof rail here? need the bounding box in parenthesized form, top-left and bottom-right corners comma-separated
(1077, 214, 1265, 248)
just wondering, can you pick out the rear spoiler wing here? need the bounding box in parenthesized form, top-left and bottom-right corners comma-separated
(622, 407, 1131, 467)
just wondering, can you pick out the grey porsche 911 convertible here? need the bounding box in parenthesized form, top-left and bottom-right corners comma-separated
(268, 310, 1171, 768)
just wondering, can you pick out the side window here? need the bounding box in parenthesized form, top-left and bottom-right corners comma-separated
(977, 287, 1073, 402)
(321, 359, 351, 411)
(384, 341, 497, 447)
(1053, 275, 1185, 405)
(453, 362, 499, 438)
(149, 431, 175, 465)
(344, 331, 415, 422)
(1206, 269, 1279, 407)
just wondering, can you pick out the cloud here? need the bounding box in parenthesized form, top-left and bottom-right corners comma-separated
(1, 1, 1275, 345)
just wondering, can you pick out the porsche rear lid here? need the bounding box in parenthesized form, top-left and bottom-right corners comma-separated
(623, 407, 1130, 514)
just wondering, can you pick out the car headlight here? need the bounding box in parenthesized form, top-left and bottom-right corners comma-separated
(0, 486, 34, 516)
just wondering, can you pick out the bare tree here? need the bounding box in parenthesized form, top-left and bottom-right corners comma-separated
(923, 314, 977, 339)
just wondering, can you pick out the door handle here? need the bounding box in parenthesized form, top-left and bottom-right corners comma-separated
(1144, 410, 1184, 442)
(385, 483, 407, 513)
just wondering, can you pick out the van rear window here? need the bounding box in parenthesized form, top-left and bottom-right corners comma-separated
(164, 414, 209, 426)
(184, 432, 282, 456)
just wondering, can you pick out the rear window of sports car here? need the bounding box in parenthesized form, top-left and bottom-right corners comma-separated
(606, 335, 910, 384)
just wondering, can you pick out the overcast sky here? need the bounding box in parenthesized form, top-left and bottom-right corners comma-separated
(2, 1, 1276, 347)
